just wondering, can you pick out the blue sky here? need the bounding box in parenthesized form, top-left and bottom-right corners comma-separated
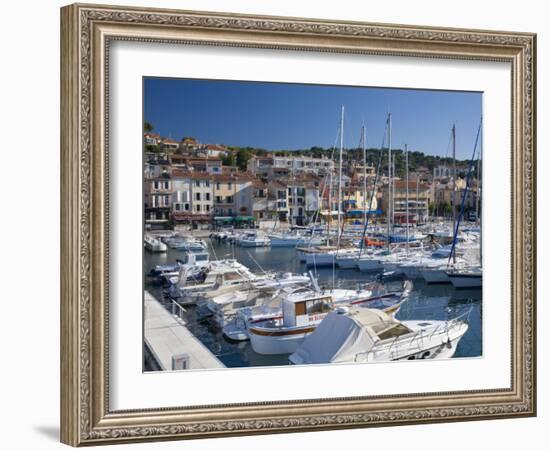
(144, 77, 482, 160)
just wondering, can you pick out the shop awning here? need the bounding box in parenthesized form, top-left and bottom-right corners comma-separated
(213, 216, 233, 222)
(346, 209, 383, 215)
(234, 216, 256, 222)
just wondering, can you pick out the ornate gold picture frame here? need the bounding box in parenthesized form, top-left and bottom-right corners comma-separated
(60, 3, 536, 446)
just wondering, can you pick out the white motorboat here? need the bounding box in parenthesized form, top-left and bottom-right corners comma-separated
(204, 273, 311, 327)
(235, 231, 271, 247)
(247, 281, 410, 355)
(224, 281, 411, 343)
(165, 260, 265, 303)
(289, 306, 469, 364)
(162, 251, 210, 284)
(163, 234, 207, 251)
(144, 234, 167, 252)
(268, 232, 306, 247)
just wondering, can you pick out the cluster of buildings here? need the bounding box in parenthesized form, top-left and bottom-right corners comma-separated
(143, 133, 481, 230)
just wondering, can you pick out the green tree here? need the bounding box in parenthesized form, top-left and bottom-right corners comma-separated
(144, 121, 154, 133)
(236, 148, 252, 170)
(145, 144, 160, 153)
(221, 152, 235, 166)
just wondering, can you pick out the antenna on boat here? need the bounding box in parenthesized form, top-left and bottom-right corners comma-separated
(245, 250, 268, 276)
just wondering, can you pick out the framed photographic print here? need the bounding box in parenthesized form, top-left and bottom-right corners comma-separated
(60, 3, 536, 446)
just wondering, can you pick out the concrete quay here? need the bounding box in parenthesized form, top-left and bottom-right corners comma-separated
(144, 290, 225, 371)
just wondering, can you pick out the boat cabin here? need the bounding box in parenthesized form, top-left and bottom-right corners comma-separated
(203, 269, 255, 288)
(282, 293, 333, 327)
(182, 251, 209, 265)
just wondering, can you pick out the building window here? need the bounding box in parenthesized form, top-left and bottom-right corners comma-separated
(195, 193, 201, 201)
(154, 181, 159, 190)
(196, 204, 201, 212)
(205, 180, 210, 187)
(206, 205, 210, 212)
(216, 182, 221, 190)
(195, 180, 200, 187)
(206, 193, 211, 201)
(227, 182, 232, 189)
(184, 203, 189, 211)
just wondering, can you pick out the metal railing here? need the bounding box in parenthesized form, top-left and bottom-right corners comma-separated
(354, 307, 472, 363)
(170, 299, 187, 321)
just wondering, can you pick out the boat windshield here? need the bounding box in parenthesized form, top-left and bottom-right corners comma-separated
(224, 272, 245, 281)
(305, 299, 332, 314)
(374, 323, 412, 340)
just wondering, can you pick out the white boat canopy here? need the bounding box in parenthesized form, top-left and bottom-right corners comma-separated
(289, 307, 411, 365)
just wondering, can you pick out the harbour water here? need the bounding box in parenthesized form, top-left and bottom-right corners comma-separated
(144, 239, 482, 368)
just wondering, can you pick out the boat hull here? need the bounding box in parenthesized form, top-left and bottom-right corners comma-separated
(447, 273, 482, 289)
(269, 238, 303, 247)
(335, 256, 359, 269)
(249, 327, 314, 355)
(305, 253, 335, 267)
(237, 240, 270, 247)
(421, 268, 451, 284)
(356, 259, 383, 272)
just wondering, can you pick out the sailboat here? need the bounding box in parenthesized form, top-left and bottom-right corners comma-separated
(356, 113, 394, 273)
(300, 105, 351, 268)
(445, 118, 483, 289)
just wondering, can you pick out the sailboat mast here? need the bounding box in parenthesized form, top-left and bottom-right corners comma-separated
(452, 124, 457, 264)
(362, 125, 367, 226)
(392, 152, 396, 228)
(387, 113, 392, 250)
(452, 123, 457, 224)
(405, 143, 409, 254)
(337, 105, 344, 249)
(416, 178, 419, 224)
(327, 170, 332, 246)
(479, 119, 483, 267)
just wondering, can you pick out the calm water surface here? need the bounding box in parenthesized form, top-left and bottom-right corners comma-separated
(144, 239, 482, 368)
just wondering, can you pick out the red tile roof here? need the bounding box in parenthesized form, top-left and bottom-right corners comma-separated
(205, 144, 227, 151)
